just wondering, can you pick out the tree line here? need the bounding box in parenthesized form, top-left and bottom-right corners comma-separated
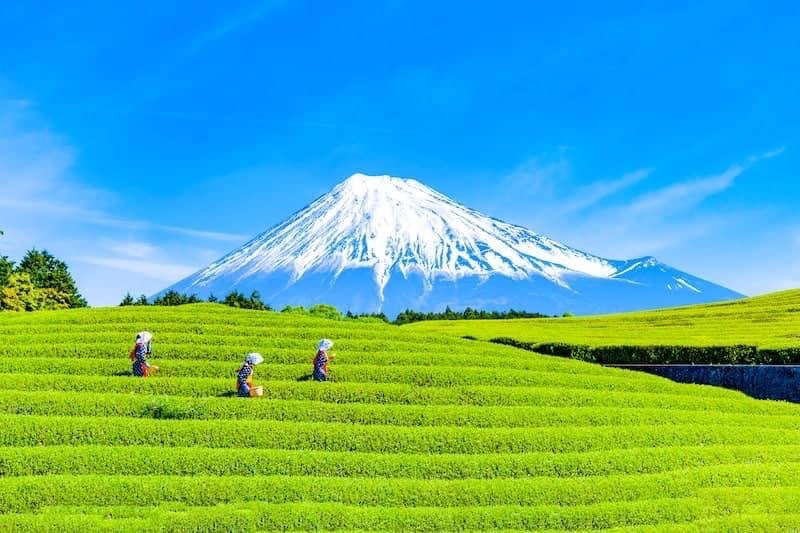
(120, 289, 271, 311)
(393, 307, 551, 325)
(120, 291, 548, 324)
(120, 291, 388, 320)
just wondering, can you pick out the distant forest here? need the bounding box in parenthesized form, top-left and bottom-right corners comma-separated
(121, 290, 553, 324)
(393, 307, 551, 324)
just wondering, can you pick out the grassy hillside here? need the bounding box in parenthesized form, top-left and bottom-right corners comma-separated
(1, 304, 800, 530)
(408, 289, 800, 351)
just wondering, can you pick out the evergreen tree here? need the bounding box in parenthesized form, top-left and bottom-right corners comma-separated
(154, 290, 186, 306)
(0, 255, 13, 289)
(207, 293, 218, 303)
(223, 291, 247, 308)
(120, 293, 135, 306)
(248, 290, 268, 310)
(221, 290, 270, 310)
(16, 249, 87, 308)
(135, 294, 149, 306)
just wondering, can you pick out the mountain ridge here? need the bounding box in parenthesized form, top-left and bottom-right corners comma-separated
(161, 173, 743, 316)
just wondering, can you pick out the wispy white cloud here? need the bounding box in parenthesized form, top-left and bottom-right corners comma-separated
(497, 148, 651, 227)
(750, 146, 785, 162)
(110, 242, 159, 259)
(186, 1, 287, 54)
(0, 110, 246, 246)
(558, 168, 651, 216)
(626, 148, 784, 217)
(0, 196, 247, 243)
(505, 153, 570, 197)
(153, 224, 247, 243)
(626, 164, 741, 215)
(500, 148, 786, 268)
(569, 149, 786, 258)
(0, 100, 234, 304)
(114, 2, 290, 114)
(571, 211, 757, 259)
(73, 256, 198, 282)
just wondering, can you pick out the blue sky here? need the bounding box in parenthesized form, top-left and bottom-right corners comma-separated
(1, 0, 798, 305)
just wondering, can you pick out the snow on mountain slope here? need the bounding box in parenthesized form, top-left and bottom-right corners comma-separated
(162, 174, 744, 316)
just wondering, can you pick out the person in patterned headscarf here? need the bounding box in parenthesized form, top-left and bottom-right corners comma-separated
(130, 331, 157, 378)
(312, 339, 335, 382)
(236, 353, 264, 397)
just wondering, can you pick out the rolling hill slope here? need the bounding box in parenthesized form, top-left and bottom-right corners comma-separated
(1, 304, 800, 530)
(407, 289, 800, 350)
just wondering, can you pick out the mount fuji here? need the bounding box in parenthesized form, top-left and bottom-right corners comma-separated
(161, 174, 743, 316)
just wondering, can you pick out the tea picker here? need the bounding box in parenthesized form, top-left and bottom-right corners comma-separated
(130, 331, 159, 377)
(312, 339, 336, 382)
(236, 352, 264, 397)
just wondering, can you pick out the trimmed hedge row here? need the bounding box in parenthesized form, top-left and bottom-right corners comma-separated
(2, 373, 794, 414)
(0, 498, 713, 532)
(0, 338, 463, 357)
(2, 463, 800, 513)
(490, 338, 800, 365)
(0, 357, 738, 395)
(1, 390, 797, 429)
(0, 473, 698, 512)
(1, 415, 799, 454)
(0, 342, 617, 375)
(3, 444, 800, 480)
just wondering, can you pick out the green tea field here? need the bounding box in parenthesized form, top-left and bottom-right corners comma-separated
(409, 289, 800, 363)
(2, 303, 800, 531)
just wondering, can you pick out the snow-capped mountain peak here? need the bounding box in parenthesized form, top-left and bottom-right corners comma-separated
(190, 173, 616, 295)
(162, 173, 743, 316)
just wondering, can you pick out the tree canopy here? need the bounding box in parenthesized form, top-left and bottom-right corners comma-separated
(0, 248, 87, 312)
(16, 250, 87, 308)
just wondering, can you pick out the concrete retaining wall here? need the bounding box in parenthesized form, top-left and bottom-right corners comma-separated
(608, 365, 800, 402)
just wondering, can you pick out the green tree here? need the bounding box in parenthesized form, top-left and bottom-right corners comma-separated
(1, 272, 37, 311)
(207, 293, 218, 303)
(309, 303, 342, 320)
(222, 290, 270, 310)
(223, 291, 248, 308)
(247, 290, 268, 310)
(32, 287, 72, 310)
(153, 290, 186, 306)
(0, 229, 13, 288)
(16, 249, 87, 308)
(0, 255, 13, 289)
(120, 293, 135, 306)
(135, 295, 149, 306)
